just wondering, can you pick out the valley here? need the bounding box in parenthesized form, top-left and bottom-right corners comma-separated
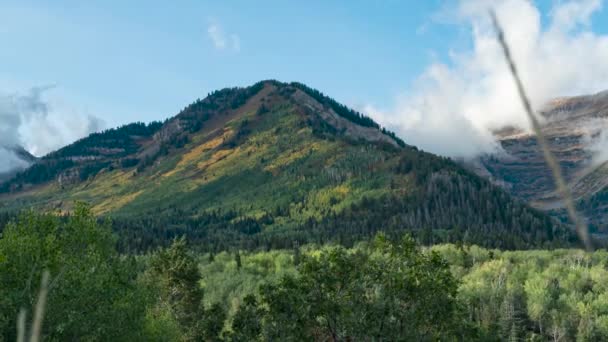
(0, 81, 604, 342)
(3, 1, 608, 340)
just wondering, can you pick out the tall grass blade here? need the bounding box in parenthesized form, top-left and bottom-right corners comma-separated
(29, 270, 49, 342)
(16, 309, 26, 342)
(490, 10, 592, 251)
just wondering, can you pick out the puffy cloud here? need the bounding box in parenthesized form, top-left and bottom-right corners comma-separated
(365, 0, 608, 159)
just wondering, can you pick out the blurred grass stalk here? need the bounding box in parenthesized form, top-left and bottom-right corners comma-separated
(17, 270, 49, 342)
(490, 10, 592, 251)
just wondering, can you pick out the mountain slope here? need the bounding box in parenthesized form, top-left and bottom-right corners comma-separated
(0, 81, 572, 251)
(472, 90, 608, 232)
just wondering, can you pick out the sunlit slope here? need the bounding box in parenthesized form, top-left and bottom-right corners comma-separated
(0, 81, 572, 249)
(2, 82, 399, 215)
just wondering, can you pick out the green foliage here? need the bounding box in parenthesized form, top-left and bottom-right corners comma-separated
(0, 121, 163, 192)
(49, 122, 163, 159)
(434, 244, 608, 341)
(192, 242, 608, 341)
(0, 159, 76, 191)
(255, 235, 465, 341)
(0, 203, 148, 341)
(234, 251, 242, 270)
(108, 124, 571, 253)
(290, 82, 380, 129)
(1, 81, 571, 254)
(202, 303, 226, 342)
(149, 237, 226, 341)
(227, 295, 264, 341)
(1, 206, 606, 342)
(120, 157, 140, 168)
(199, 249, 295, 317)
(151, 237, 205, 340)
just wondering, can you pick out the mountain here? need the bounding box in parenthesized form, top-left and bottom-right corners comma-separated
(0, 145, 38, 183)
(0, 81, 571, 251)
(471, 90, 608, 233)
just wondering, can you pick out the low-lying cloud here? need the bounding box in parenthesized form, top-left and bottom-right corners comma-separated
(0, 149, 30, 174)
(364, 0, 608, 159)
(0, 86, 104, 173)
(579, 114, 608, 166)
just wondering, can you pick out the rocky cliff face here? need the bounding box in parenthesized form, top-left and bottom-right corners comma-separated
(471, 91, 608, 230)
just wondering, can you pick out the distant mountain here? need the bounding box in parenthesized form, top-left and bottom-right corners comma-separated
(0, 81, 572, 251)
(0, 145, 37, 182)
(471, 90, 608, 233)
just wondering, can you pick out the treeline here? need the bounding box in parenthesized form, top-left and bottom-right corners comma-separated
(112, 139, 573, 253)
(0, 80, 408, 195)
(46, 121, 164, 160)
(0, 159, 76, 192)
(0, 80, 269, 191)
(434, 244, 608, 341)
(0, 121, 164, 192)
(578, 187, 608, 233)
(0, 80, 269, 190)
(177, 81, 267, 133)
(199, 243, 608, 341)
(291, 82, 380, 129)
(119, 82, 269, 174)
(111, 169, 573, 253)
(290, 81, 407, 147)
(0, 206, 466, 341)
(1, 206, 605, 341)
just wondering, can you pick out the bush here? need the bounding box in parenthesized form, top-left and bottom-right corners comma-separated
(0, 203, 148, 341)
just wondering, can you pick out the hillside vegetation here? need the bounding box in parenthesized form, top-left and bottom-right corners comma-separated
(0, 81, 574, 251)
(0, 207, 604, 341)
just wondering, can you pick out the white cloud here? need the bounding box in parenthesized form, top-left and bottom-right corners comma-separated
(551, 0, 601, 31)
(207, 21, 240, 52)
(0, 86, 104, 172)
(230, 34, 241, 52)
(364, 0, 608, 159)
(207, 24, 226, 50)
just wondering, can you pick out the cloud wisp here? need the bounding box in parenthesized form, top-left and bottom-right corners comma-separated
(207, 21, 240, 52)
(364, 0, 608, 159)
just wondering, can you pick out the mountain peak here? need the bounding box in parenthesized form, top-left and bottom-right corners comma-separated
(0, 81, 403, 192)
(169, 80, 404, 149)
(0, 81, 568, 250)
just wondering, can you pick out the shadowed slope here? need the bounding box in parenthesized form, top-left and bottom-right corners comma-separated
(0, 81, 572, 251)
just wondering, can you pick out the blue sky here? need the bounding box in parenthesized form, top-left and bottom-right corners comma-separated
(0, 0, 502, 125)
(2, 0, 608, 158)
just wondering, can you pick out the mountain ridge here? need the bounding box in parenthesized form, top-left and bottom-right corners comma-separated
(471, 90, 608, 233)
(0, 80, 572, 251)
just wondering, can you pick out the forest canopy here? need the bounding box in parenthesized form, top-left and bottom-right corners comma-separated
(0, 207, 605, 341)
